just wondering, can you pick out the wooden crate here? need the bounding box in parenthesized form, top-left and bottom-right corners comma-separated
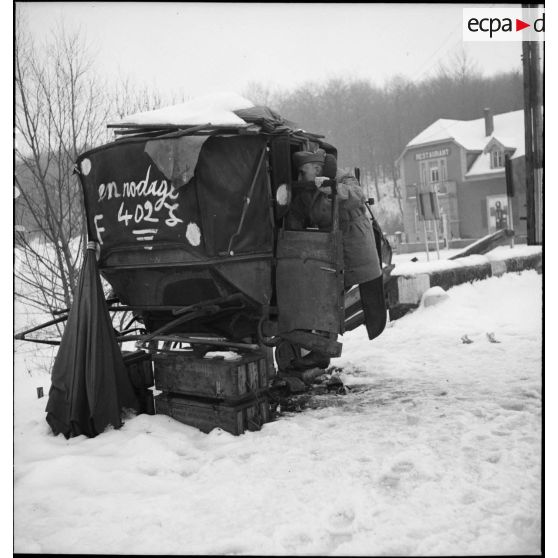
(123, 350, 155, 415)
(152, 352, 271, 402)
(155, 393, 272, 435)
(123, 350, 154, 389)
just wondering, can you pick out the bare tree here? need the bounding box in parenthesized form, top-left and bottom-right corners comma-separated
(242, 81, 279, 107)
(111, 74, 169, 120)
(15, 10, 110, 320)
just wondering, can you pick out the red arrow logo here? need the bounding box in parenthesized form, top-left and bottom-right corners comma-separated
(516, 19, 530, 31)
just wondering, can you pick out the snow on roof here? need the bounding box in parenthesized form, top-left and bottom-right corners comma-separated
(405, 110, 524, 156)
(464, 152, 502, 178)
(109, 92, 255, 128)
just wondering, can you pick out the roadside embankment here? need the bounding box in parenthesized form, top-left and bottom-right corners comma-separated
(387, 245, 542, 319)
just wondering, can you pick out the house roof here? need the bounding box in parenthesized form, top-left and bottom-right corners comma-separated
(399, 110, 525, 177)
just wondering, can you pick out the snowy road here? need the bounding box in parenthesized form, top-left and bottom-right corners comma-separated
(14, 271, 542, 555)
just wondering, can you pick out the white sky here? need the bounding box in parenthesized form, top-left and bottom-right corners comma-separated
(19, 2, 524, 99)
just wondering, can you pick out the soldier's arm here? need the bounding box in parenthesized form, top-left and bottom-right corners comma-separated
(336, 174, 366, 209)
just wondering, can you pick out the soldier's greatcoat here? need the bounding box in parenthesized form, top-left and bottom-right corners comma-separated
(307, 172, 382, 288)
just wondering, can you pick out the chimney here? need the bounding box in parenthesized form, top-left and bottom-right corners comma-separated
(484, 108, 494, 136)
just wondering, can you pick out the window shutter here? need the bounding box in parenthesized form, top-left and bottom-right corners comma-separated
(481, 198, 488, 228)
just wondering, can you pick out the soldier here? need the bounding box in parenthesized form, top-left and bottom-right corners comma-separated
(290, 149, 382, 293)
(285, 150, 386, 372)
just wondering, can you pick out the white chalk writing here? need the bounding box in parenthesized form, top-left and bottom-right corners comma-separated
(98, 166, 178, 210)
(164, 203, 183, 227)
(94, 215, 105, 245)
(96, 166, 183, 243)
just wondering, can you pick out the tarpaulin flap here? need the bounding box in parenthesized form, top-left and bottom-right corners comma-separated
(45, 248, 139, 438)
(193, 135, 273, 256)
(144, 135, 209, 189)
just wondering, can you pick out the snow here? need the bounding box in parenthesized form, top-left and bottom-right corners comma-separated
(465, 151, 504, 178)
(109, 92, 255, 128)
(419, 286, 449, 308)
(14, 271, 541, 555)
(391, 244, 541, 276)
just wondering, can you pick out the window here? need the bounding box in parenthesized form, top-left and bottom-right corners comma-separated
(419, 157, 448, 187)
(491, 150, 504, 168)
(429, 160, 439, 183)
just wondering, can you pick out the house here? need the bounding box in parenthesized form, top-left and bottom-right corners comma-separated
(397, 109, 526, 242)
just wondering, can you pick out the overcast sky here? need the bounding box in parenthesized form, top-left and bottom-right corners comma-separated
(19, 2, 524, 100)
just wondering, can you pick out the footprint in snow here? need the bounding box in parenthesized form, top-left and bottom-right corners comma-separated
(391, 461, 415, 474)
(460, 491, 478, 505)
(486, 453, 501, 464)
(325, 506, 356, 535)
(138, 465, 158, 476)
(379, 474, 400, 489)
(499, 401, 525, 411)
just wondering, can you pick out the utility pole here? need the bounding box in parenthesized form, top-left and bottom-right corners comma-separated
(521, 4, 544, 245)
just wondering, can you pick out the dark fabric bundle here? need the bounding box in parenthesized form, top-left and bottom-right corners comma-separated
(234, 105, 297, 133)
(45, 247, 139, 438)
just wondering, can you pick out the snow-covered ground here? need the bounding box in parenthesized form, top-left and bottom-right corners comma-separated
(14, 270, 542, 555)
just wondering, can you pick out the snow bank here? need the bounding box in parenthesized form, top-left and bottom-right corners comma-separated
(14, 271, 541, 555)
(392, 244, 541, 277)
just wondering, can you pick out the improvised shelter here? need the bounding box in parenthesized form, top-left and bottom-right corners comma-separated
(28, 92, 390, 436)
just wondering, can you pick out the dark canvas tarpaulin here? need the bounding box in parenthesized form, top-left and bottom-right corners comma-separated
(78, 140, 206, 258)
(194, 135, 272, 256)
(45, 246, 139, 438)
(77, 134, 272, 261)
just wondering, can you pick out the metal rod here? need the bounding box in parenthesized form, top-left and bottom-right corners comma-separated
(226, 147, 267, 254)
(137, 297, 246, 346)
(172, 293, 244, 316)
(108, 122, 210, 130)
(15, 338, 61, 346)
(107, 305, 190, 313)
(507, 193, 515, 250)
(14, 314, 68, 340)
(117, 334, 259, 351)
(422, 220, 430, 261)
(138, 309, 215, 346)
(52, 296, 119, 315)
(104, 300, 242, 313)
(433, 219, 441, 260)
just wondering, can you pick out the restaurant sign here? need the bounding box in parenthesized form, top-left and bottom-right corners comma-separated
(415, 147, 450, 161)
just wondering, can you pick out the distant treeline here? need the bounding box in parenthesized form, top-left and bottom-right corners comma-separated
(247, 62, 523, 194)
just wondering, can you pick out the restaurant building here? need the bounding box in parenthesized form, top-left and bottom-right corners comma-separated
(396, 109, 526, 242)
